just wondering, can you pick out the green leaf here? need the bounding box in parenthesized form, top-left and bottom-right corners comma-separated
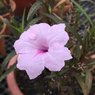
(90, 26, 95, 39)
(28, 16, 42, 25)
(1, 51, 15, 73)
(66, 25, 82, 44)
(25, 16, 42, 30)
(42, 13, 63, 23)
(21, 9, 26, 32)
(73, 44, 83, 60)
(75, 70, 92, 95)
(71, 0, 93, 26)
(27, 1, 42, 21)
(2, 19, 21, 33)
(81, 0, 95, 5)
(0, 64, 16, 82)
(9, 24, 21, 33)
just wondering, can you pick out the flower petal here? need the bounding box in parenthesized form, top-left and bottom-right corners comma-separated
(49, 43, 72, 61)
(20, 23, 50, 41)
(47, 24, 69, 46)
(14, 40, 37, 54)
(20, 23, 50, 50)
(14, 23, 72, 80)
(45, 43, 72, 71)
(44, 53, 65, 71)
(14, 23, 50, 54)
(17, 54, 45, 79)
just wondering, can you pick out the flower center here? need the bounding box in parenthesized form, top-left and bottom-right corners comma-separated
(42, 49, 48, 52)
(38, 47, 48, 54)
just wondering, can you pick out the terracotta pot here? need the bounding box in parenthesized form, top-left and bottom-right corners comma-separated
(6, 55, 24, 95)
(2, 0, 36, 16)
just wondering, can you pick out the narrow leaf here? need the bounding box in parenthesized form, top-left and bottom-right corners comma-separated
(42, 13, 63, 23)
(25, 17, 42, 30)
(1, 51, 15, 73)
(21, 9, 26, 32)
(0, 64, 16, 82)
(27, 1, 42, 21)
(75, 70, 92, 95)
(71, 0, 93, 26)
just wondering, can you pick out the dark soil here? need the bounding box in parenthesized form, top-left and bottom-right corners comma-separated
(15, 68, 83, 95)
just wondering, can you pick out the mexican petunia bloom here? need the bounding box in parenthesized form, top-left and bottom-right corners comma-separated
(14, 23, 72, 79)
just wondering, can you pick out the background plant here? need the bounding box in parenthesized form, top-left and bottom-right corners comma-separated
(0, 0, 95, 95)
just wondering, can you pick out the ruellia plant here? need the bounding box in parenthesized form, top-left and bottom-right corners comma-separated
(0, 0, 95, 95)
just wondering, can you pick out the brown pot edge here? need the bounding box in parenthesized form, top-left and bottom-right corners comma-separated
(6, 56, 24, 95)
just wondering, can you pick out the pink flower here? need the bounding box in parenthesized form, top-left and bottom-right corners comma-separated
(14, 23, 72, 79)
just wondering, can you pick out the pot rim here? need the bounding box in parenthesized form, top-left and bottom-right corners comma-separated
(6, 55, 24, 95)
